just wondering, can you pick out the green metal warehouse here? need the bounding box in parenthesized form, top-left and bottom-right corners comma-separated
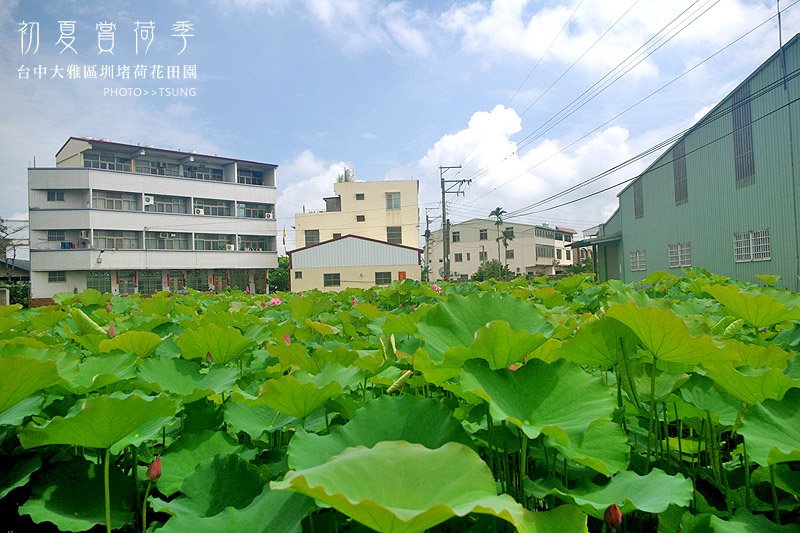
(579, 33, 800, 290)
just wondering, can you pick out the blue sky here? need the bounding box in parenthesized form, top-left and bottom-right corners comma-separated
(3, 0, 800, 253)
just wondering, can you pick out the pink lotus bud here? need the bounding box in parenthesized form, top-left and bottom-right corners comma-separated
(146, 456, 162, 482)
(270, 297, 282, 306)
(284, 334, 291, 345)
(508, 363, 520, 371)
(106, 301, 112, 313)
(107, 324, 116, 338)
(604, 504, 622, 531)
(351, 298, 358, 306)
(261, 301, 267, 307)
(410, 305, 416, 312)
(206, 351, 213, 364)
(431, 284, 441, 294)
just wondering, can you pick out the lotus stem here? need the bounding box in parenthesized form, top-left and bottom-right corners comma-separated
(663, 403, 670, 466)
(742, 438, 751, 510)
(647, 361, 657, 471)
(519, 432, 528, 505)
(142, 481, 152, 533)
(104, 448, 111, 533)
(770, 464, 780, 523)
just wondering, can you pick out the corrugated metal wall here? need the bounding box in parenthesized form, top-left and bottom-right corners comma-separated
(292, 237, 420, 268)
(614, 36, 800, 289)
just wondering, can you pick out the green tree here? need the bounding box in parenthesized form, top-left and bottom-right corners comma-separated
(471, 259, 511, 282)
(488, 207, 507, 263)
(497, 227, 514, 266)
(269, 256, 290, 292)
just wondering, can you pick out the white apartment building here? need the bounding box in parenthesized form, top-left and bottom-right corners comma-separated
(28, 137, 278, 304)
(294, 173, 419, 249)
(428, 219, 577, 280)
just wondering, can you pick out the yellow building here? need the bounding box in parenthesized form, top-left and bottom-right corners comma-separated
(294, 175, 419, 248)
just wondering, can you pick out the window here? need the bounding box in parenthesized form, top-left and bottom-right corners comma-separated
(355, 193, 365, 200)
(454, 253, 463, 262)
(536, 244, 555, 258)
(673, 139, 688, 205)
(630, 250, 647, 271)
(566, 250, 571, 260)
(479, 229, 488, 240)
(237, 202, 272, 218)
(506, 249, 515, 259)
(135, 159, 179, 177)
(452, 231, 460, 243)
(323, 273, 341, 287)
(385, 192, 401, 210)
(83, 153, 131, 172)
(183, 165, 223, 182)
(304, 230, 320, 246)
(732, 84, 755, 188)
(506, 227, 515, 238)
(47, 190, 65, 202)
(185, 270, 209, 291)
(137, 271, 163, 295)
(92, 190, 138, 211)
(479, 251, 488, 261)
(86, 271, 112, 292)
(237, 168, 264, 185)
(95, 230, 140, 250)
(194, 198, 233, 217)
(734, 229, 771, 262)
(556, 249, 562, 259)
(145, 231, 190, 250)
(466, 253, 470, 261)
(194, 233, 233, 251)
(332, 233, 341, 239)
(668, 242, 692, 268)
(239, 235, 275, 252)
(633, 179, 644, 218)
(386, 226, 402, 244)
(294, 271, 303, 279)
(47, 230, 66, 242)
(375, 272, 391, 285)
(145, 194, 190, 214)
(356, 215, 365, 222)
(535, 228, 555, 239)
(48, 271, 66, 283)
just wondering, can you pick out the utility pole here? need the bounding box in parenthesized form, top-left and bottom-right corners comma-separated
(423, 207, 439, 282)
(439, 165, 468, 281)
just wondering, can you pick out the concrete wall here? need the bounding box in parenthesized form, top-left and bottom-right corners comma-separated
(290, 264, 420, 292)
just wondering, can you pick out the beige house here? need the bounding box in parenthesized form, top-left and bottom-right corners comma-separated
(294, 175, 419, 249)
(288, 235, 421, 292)
(428, 219, 577, 280)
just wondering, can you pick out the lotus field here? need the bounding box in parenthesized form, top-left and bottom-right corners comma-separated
(2, 270, 800, 532)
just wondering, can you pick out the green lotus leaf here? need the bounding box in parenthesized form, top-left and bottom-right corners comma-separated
(704, 363, 799, 404)
(70, 307, 106, 336)
(460, 359, 615, 445)
(288, 395, 473, 470)
(704, 284, 800, 328)
(304, 318, 340, 335)
(153, 455, 265, 518)
(678, 375, 740, 426)
(272, 441, 532, 532)
(721, 339, 794, 370)
(27, 308, 68, 331)
(156, 487, 313, 533)
(0, 454, 41, 499)
(19, 456, 135, 532)
(0, 356, 61, 416)
(19, 393, 178, 454)
(64, 328, 105, 355)
(416, 292, 551, 362)
(557, 315, 638, 368)
(0, 394, 45, 426)
(98, 330, 163, 358)
(270, 343, 312, 371)
(606, 301, 736, 370)
(137, 356, 239, 402)
(60, 351, 138, 394)
(158, 430, 244, 497)
(740, 388, 800, 466)
(224, 401, 297, 439)
(529, 468, 693, 517)
(446, 320, 548, 370)
(289, 292, 332, 320)
(751, 463, 800, 496)
(138, 292, 175, 316)
(255, 374, 341, 419)
(545, 418, 630, 476)
(176, 323, 255, 365)
(708, 510, 800, 532)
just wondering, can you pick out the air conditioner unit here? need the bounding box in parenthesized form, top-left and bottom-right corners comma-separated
(143, 195, 155, 205)
(158, 232, 169, 238)
(225, 244, 235, 251)
(79, 230, 90, 239)
(194, 208, 204, 215)
(264, 212, 273, 219)
(158, 162, 168, 168)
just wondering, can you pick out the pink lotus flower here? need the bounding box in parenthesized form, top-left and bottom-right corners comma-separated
(270, 297, 282, 306)
(146, 457, 162, 482)
(107, 324, 116, 338)
(284, 333, 291, 345)
(105, 301, 112, 313)
(431, 284, 441, 294)
(351, 298, 358, 306)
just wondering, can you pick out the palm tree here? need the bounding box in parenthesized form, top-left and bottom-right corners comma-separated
(489, 207, 507, 263)
(498, 227, 515, 265)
